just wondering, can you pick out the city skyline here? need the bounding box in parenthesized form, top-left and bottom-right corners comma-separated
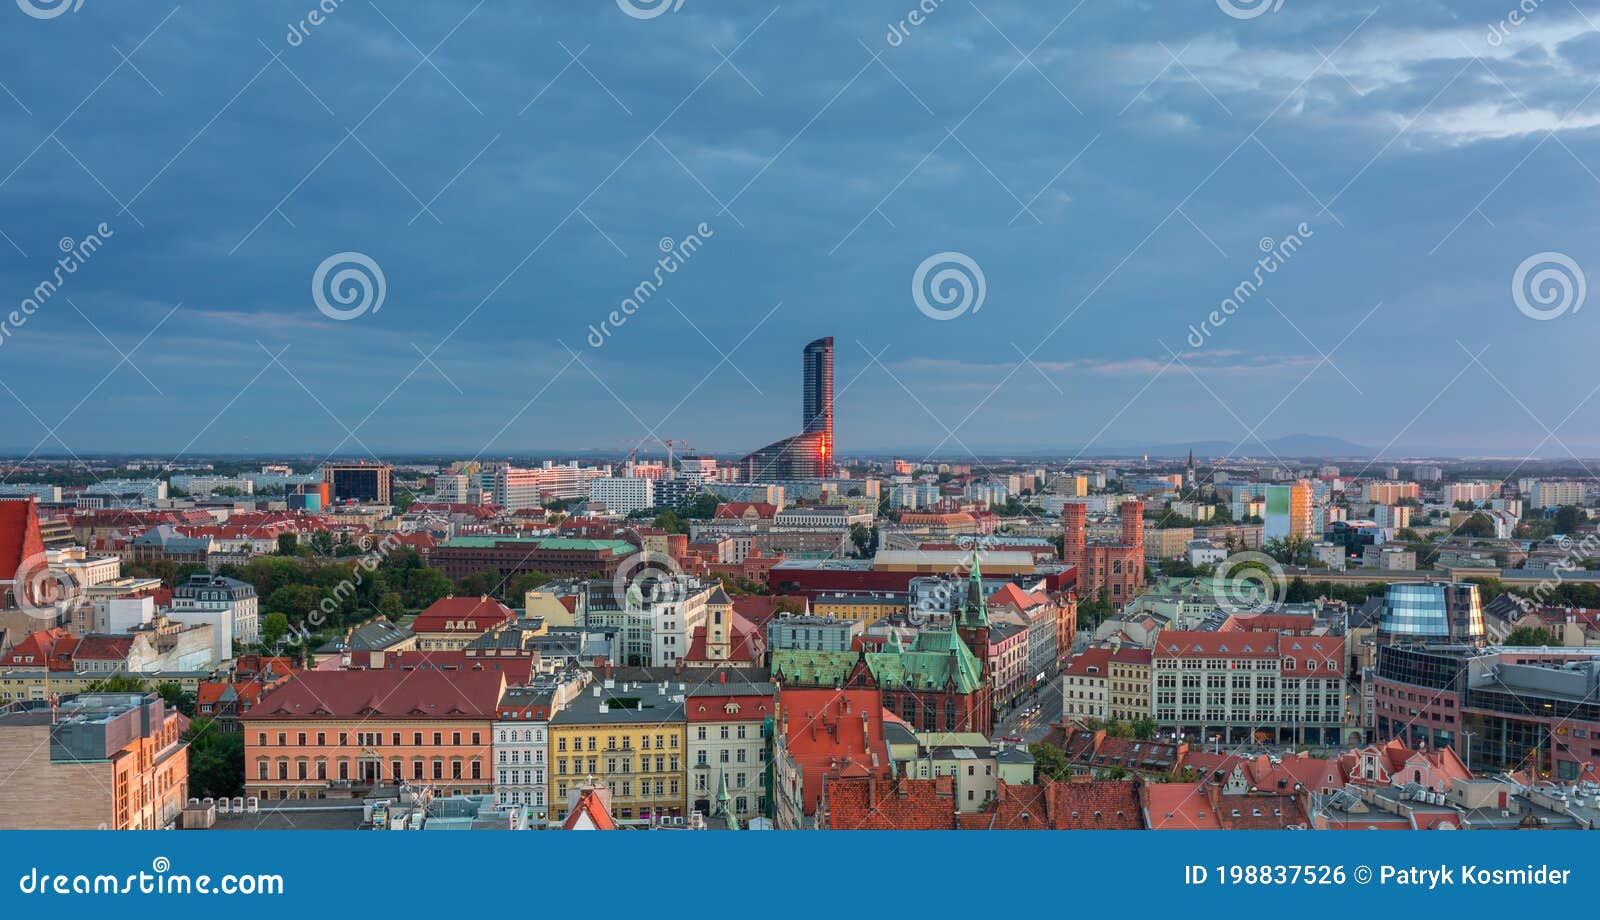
(4, 4, 1600, 458)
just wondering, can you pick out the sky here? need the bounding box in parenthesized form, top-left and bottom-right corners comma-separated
(3, 1, 1600, 465)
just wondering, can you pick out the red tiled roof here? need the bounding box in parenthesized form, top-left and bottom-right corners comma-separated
(562, 786, 620, 830)
(72, 635, 135, 661)
(0, 628, 77, 670)
(409, 596, 516, 633)
(974, 779, 1142, 830)
(248, 668, 507, 721)
(0, 498, 46, 583)
(685, 693, 774, 724)
(988, 582, 1045, 612)
(1153, 630, 1281, 659)
(827, 775, 960, 829)
(1063, 648, 1113, 676)
(779, 688, 892, 819)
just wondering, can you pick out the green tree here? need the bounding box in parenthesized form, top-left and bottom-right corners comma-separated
(1555, 505, 1586, 535)
(455, 568, 504, 599)
(155, 681, 193, 716)
(262, 612, 290, 647)
(276, 532, 298, 556)
(1504, 625, 1559, 647)
(185, 720, 244, 799)
(849, 523, 874, 558)
(508, 570, 552, 599)
(1457, 513, 1495, 539)
(84, 674, 148, 693)
(653, 510, 687, 534)
(1029, 742, 1073, 783)
(1130, 716, 1157, 740)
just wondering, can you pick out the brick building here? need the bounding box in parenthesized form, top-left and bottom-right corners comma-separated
(1062, 501, 1144, 608)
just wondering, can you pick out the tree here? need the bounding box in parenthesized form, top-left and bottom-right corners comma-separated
(455, 567, 504, 599)
(1263, 535, 1314, 566)
(84, 674, 148, 693)
(262, 612, 290, 647)
(156, 681, 192, 717)
(508, 571, 552, 598)
(1457, 513, 1495, 539)
(1555, 504, 1586, 535)
(653, 510, 687, 534)
(185, 719, 244, 799)
(1130, 716, 1157, 740)
(1504, 625, 1559, 647)
(1029, 742, 1073, 783)
(849, 523, 875, 558)
(276, 533, 298, 556)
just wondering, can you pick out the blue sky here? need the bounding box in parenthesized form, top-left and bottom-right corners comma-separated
(3, 1, 1600, 461)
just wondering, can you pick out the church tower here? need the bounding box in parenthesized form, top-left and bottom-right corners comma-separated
(956, 550, 991, 678)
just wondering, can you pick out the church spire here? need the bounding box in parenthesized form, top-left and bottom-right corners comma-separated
(961, 549, 988, 628)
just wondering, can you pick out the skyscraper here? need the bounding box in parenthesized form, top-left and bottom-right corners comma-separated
(741, 337, 835, 480)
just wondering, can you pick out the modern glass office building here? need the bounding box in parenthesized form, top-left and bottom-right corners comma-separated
(741, 337, 834, 480)
(1378, 582, 1484, 646)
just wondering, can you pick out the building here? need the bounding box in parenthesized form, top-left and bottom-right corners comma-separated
(426, 536, 636, 583)
(244, 669, 506, 799)
(988, 621, 1028, 710)
(1532, 479, 1587, 509)
(741, 337, 835, 481)
(410, 596, 518, 651)
(1061, 648, 1111, 722)
(1062, 501, 1144, 607)
(811, 592, 905, 625)
(1364, 481, 1420, 504)
(1152, 628, 1347, 746)
(587, 477, 655, 514)
(766, 613, 862, 654)
(0, 692, 188, 830)
(1370, 644, 1600, 780)
(1264, 481, 1314, 541)
(772, 558, 994, 737)
(494, 684, 556, 820)
(322, 462, 392, 505)
(1377, 582, 1485, 646)
(171, 573, 260, 647)
(1107, 646, 1152, 722)
(548, 676, 687, 823)
(686, 674, 776, 822)
(773, 687, 891, 829)
(489, 462, 609, 509)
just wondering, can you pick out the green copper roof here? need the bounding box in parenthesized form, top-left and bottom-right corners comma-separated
(772, 629, 985, 694)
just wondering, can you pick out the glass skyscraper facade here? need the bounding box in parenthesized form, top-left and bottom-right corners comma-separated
(741, 337, 835, 481)
(1378, 582, 1485, 645)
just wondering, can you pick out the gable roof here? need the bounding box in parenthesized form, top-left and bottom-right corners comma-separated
(248, 668, 506, 721)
